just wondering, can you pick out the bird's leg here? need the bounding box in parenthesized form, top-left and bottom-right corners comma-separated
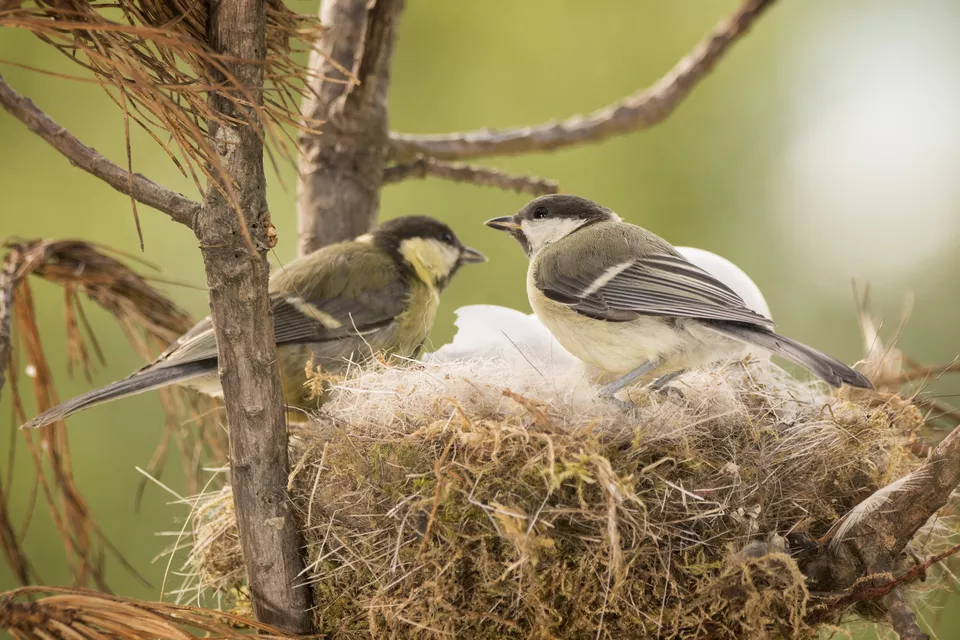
(649, 370, 682, 391)
(598, 359, 660, 398)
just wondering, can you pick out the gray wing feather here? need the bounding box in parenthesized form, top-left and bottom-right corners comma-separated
(154, 280, 409, 366)
(537, 229, 774, 327)
(271, 280, 408, 344)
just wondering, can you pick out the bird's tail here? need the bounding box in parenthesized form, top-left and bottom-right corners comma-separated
(22, 360, 216, 429)
(709, 323, 873, 389)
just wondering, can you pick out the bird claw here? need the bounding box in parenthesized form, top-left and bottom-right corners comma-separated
(655, 385, 686, 402)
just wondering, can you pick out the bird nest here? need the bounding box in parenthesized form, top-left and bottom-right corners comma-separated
(183, 352, 952, 639)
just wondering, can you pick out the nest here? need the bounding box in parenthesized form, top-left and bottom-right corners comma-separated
(184, 353, 948, 639)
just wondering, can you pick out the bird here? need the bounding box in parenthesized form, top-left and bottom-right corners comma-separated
(484, 194, 872, 397)
(23, 216, 486, 428)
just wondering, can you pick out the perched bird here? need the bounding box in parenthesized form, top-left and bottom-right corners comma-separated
(485, 194, 872, 396)
(24, 216, 486, 428)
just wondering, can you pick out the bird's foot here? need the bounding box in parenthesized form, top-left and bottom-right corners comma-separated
(649, 371, 685, 401)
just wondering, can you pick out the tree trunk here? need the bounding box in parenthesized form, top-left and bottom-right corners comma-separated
(198, 0, 312, 632)
(296, 0, 405, 255)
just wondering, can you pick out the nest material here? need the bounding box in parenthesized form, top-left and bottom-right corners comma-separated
(183, 353, 947, 639)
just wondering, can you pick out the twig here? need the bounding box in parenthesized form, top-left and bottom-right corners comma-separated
(805, 422, 960, 594)
(894, 359, 960, 385)
(0, 75, 200, 229)
(383, 155, 559, 196)
(388, 0, 777, 161)
(884, 587, 930, 640)
(824, 542, 960, 611)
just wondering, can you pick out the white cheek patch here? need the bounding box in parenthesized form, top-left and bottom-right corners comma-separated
(520, 218, 590, 253)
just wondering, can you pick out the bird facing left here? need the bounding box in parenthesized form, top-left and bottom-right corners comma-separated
(22, 216, 486, 429)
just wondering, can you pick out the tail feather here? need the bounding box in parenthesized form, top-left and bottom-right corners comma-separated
(710, 323, 873, 389)
(22, 360, 216, 429)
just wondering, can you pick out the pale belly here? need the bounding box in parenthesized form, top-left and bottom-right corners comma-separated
(527, 279, 746, 378)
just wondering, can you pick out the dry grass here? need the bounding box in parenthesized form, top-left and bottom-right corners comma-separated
(0, 239, 224, 590)
(185, 346, 956, 638)
(0, 585, 291, 639)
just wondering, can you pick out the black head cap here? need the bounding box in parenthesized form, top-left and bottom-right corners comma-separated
(371, 216, 486, 286)
(515, 194, 616, 225)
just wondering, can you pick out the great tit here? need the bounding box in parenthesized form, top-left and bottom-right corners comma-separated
(485, 194, 872, 396)
(24, 216, 486, 428)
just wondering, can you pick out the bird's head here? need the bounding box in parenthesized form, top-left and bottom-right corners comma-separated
(371, 216, 486, 289)
(484, 194, 619, 256)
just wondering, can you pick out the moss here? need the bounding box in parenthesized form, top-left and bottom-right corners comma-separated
(187, 359, 944, 639)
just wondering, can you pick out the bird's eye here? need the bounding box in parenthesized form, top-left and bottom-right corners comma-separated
(533, 206, 549, 219)
(440, 232, 454, 244)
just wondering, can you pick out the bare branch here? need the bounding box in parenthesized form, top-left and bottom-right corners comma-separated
(197, 0, 312, 632)
(805, 423, 960, 593)
(0, 75, 200, 229)
(297, 0, 405, 254)
(894, 358, 960, 384)
(384, 155, 559, 196)
(388, 0, 777, 161)
(884, 588, 930, 640)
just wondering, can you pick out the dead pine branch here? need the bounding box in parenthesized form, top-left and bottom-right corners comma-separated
(0, 586, 295, 640)
(388, 0, 776, 162)
(0, 239, 222, 589)
(195, 0, 312, 632)
(383, 155, 560, 196)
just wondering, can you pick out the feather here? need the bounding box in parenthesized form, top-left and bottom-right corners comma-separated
(828, 471, 926, 550)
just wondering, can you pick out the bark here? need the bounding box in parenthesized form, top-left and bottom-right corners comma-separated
(805, 423, 960, 593)
(296, 0, 405, 255)
(198, 0, 312, 632)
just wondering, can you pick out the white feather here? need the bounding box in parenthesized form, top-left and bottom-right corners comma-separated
(828, 471, 925, 551)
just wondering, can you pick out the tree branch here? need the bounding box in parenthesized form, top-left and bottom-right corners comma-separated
(805, 423, 960, 594)
(388, 0, 777, 161)
(384, 155, 559, 196)
(297, 0, 406, 255)
(0, 75, 200, 229)
(197, 0, 311, 632)
(884, 588, 930, 640)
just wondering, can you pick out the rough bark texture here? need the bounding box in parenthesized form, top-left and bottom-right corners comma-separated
(198, 0, 312, 632)
(296, 0, 405, 255)
(805, 423, 960, 593)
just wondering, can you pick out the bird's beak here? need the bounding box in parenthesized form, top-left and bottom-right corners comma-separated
(459, 246, 487, 264)
(484, 216, 521, 232)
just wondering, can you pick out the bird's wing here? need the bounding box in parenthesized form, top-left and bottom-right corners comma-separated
(154, 245, 409, 367)
(269, 280, 408, 345)
(534, 226, 775, 327)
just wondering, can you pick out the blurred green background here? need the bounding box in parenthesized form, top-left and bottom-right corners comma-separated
(2, 0, 959, 636)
